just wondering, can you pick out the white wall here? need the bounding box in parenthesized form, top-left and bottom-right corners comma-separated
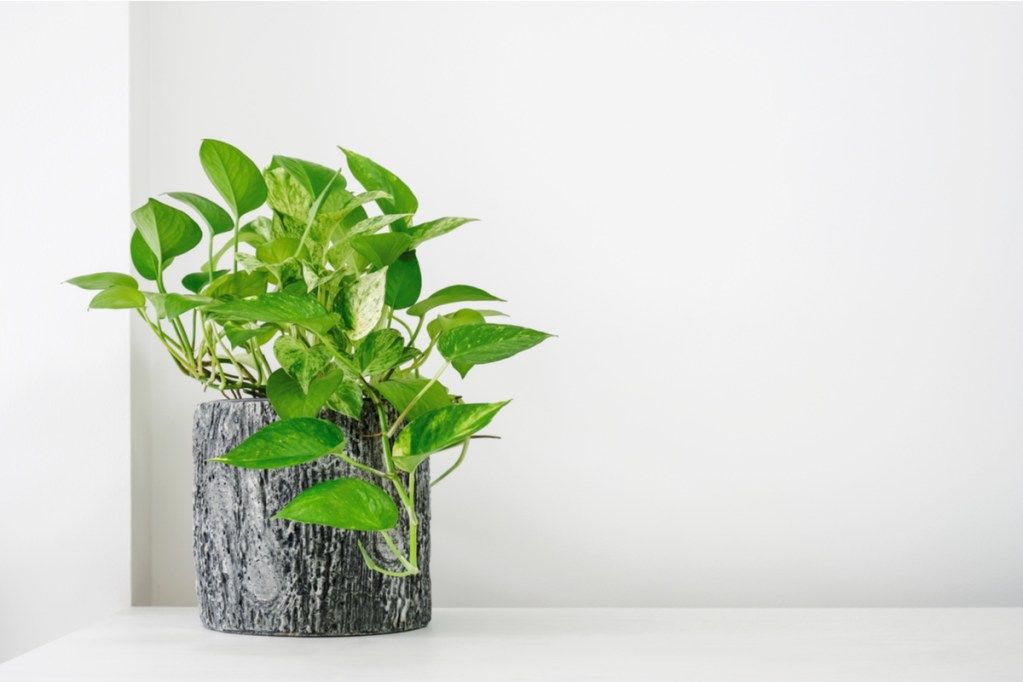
(0, 3, 131, 661)
(133, 2, 1023, 607)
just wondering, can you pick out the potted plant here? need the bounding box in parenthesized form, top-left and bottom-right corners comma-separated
(68, 140, 550, 636)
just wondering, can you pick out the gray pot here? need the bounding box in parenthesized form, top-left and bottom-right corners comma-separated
(192, 398, 431, 636)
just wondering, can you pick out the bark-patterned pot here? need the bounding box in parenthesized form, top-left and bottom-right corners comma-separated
(192, 398, 430, 636)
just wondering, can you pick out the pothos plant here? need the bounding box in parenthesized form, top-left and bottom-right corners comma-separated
(68, 140, 550, 577)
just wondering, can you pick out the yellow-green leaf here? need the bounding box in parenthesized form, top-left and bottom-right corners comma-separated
(210, 418, 344, 470)
(273, 477, 398, 531)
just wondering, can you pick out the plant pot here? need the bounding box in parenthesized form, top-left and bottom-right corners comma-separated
(192, 398, 430, 636)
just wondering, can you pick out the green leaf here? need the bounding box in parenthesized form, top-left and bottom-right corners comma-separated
(130, 230, 162, 281)
(89, 285, 146, 310)
(209, 292, 331, 328)
(223, 323, 275, 348)
(336, 214, 413, 241)
(211, 418, 344, 469)
(181, 270, 229, 294)
(205, 271, 269, 298)
(407, 284, 504, 317)
(131, 198, 203, 264)
(273, 477, 398, 531)
(144, 293, 211, 319)
(317, 189, 391, 236)
(341, 269, 386, 340)
(410, 217, 477, 247)
(339, 147, 417, 232)
(351, 233, 412, 269)
(268, 156, 343, 197)
(255, 237, 303, 265)
(273, 337, 332, 393)
(238, 216, 273, 246)
(66, 272, 138, 291)
(392, 401, 510, 472)
(267, 368, 344, 419)
(385, 251, 422, 310)
(374, 377, 452, 422)
(264, 167, 311, 221)
(166, 191, 233, 235)
(427, 308, 486, 340)
(326, 371, 365, 419)
(438, 324, 552, 377)
(199, 139, 267, 218)
(356, 329, 406, 375)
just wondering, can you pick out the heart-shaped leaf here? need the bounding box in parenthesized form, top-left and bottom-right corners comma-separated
(166, 191, 233, 235)
(268, 155, 343, 197)
(144, 293, 212, 319)
(427, 308, 486, 340)
(392, 401, 510, 472)
(256, 237, 303, 265)
(407, 284, 504, 317)
(131, 198, 203, 265)
(438, 323, 552, 377)
(326, 368, 365, 419)
(66, 272, 138, 291)
(205, 271, 269, 298)
(340, 147, 417, 232)
(264, 166, 312, 221)
(209, 293, 335, 333)
(273, 477, 398, 531)
(351, 233, 412, 269)
(210, 418, 344, 469)
(410, 217, 477, 247)
(267, 368, 345, 419)
(89, 285, 146, 310)
(130, 230, 163, 281)
(182, 270, 229, 294)
(223, 323, 275, 348)
(374, 377, 452, 422)
(341, 269, 386, 340)
(199, 139, 267, 218)
(336, 214, 413, 242)
(273, 336, 332, 393)
(384, 251, 421, 310)
(356, 329, 406, 376)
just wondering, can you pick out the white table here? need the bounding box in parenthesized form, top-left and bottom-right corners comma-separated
(2, 608, 1022, 681)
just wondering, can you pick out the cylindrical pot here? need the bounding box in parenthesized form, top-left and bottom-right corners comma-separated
(192, 398, 431, 636)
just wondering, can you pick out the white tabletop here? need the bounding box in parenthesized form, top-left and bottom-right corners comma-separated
(2, 607, 1022, 681)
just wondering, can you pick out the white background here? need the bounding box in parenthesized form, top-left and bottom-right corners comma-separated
(4, 4, 1023, 661)
(0, 3, 131, 662)
(130, 2, 1023, 609)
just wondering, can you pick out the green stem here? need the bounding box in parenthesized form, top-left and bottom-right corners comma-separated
(409, 315, 425, 346)
(137, 310, 191, 373)
(211, 236, 234, 270)
(407, 469, 418, 567)
(375, 400, 396, 476)
(232, 216, 240, 274)
(357, 539, 417, 577)
(202, 323, 228, 389)
(217, 332, 256, 383)
(431, 439, 470, 488)
(391, 314, 414, 338)
(375, 401, 417, 526)
(405, 336, 438, 372)
(386, 360, 450, 438)
(207, 231, 215, 287)
(380, 531, 416, 572)
(333, 452, 388, 478)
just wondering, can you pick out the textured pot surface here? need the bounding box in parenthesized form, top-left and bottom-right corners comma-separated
(193, 398, 430, 636)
